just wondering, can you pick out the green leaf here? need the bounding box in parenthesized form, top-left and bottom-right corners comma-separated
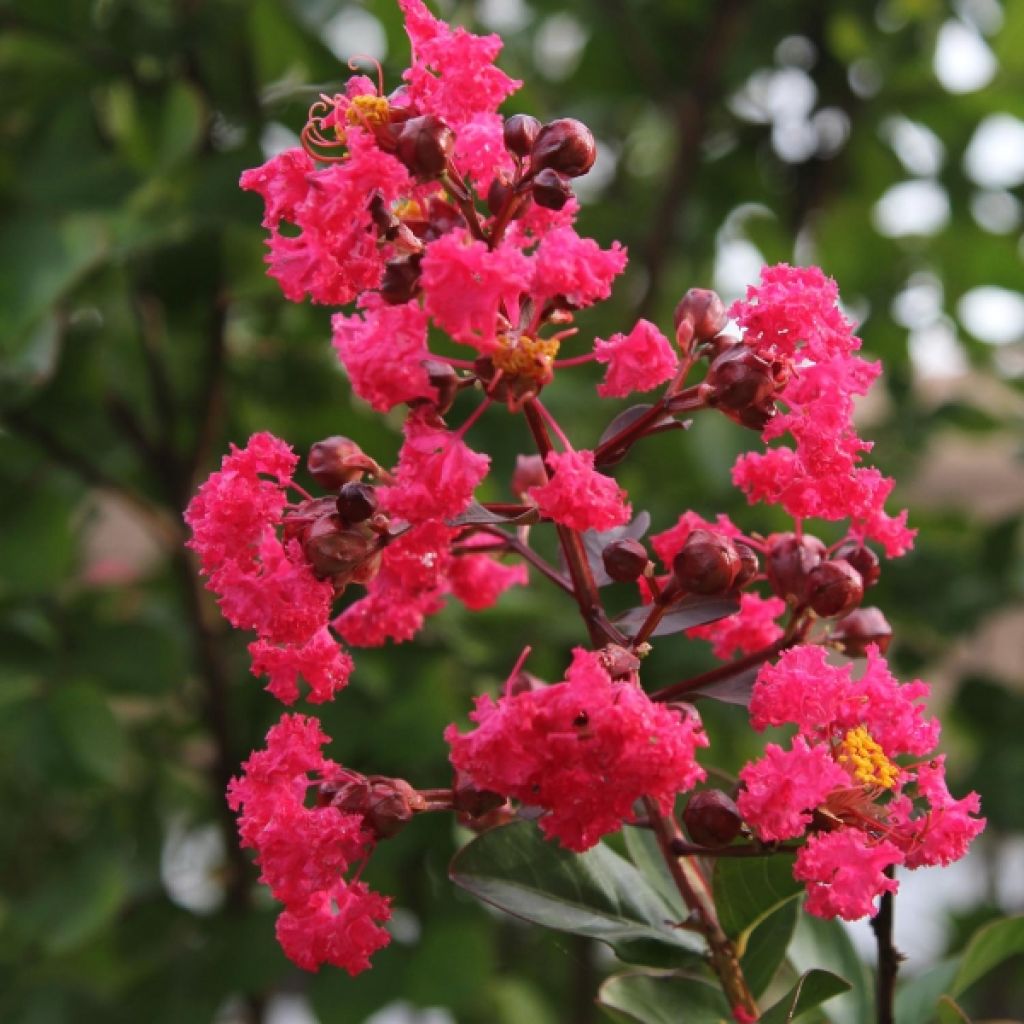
(789, 913, 873, 1024)
(895, 915, 1024, 1024)
(597, 971, 731, 1024)
(713, 853, 801, 944)
(758, 970, 852, 1024)
(950, 914, 1024, 996)
(51, 680, 130, 784)
(450, 822, 702, 964)
(937, 995, 972, 1024)
(741, 899, 798, 997)
(623, 824, 685, 916)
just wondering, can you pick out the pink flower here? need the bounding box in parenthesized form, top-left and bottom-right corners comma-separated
(795, 831, 901, 920)
(334, 522, 455, 646)
(185, 432, 297, 575)
(446, 649, 707, 850)
(332, 296, 435, 412)
(729, 263, 859, 363)
(738, 737, 850, 841)
(594, 319, 678, 398)
(688, 593, 785, 660)
(249, 627, 355, 705)
(398, 0, 521, 127)
(449, 544, 529, 611)
(276, 881, 392, 975)
(453, 112, 516, 192)
(382, 409, 491, 523)
(528, 449, 631, 532)
(242, 137, 411, 306)
(420, 229, 533, 351)
(738, 644, 984, 918)
(531, 226, 627, 310)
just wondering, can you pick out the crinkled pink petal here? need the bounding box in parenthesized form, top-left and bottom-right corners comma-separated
(594, 319, 678, 398)
(794, 830, 901, 920)
(528, 449, 631, 533)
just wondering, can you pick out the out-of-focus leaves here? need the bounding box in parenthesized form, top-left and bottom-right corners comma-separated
(51, 680, 131, 784)
(740, 898, 798, 997)
(788, 913, 873, 1024)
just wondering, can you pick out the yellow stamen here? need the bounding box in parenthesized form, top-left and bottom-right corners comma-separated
(493, 333, 560, 383)
(838, 726, 899, 789)
(347, 94, 391, 127)
(393, 199, 424, 221)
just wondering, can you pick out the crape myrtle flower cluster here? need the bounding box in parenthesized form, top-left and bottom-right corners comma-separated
(185, 0, 984, 990)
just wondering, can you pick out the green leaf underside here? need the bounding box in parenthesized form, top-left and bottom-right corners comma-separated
(450, 822, 702, 959)
(597, 971, 731, 1024)
(758, 969, 852, 1024)
(788, 913, 873, 1024)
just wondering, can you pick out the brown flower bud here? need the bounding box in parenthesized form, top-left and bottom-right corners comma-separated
(733, 542, 760, 589)
(419, 358, 459, 415)
(504, 113, 542, 157)
(380, 255, 422, 305)
(766, 532, 826, 601)
(673, 288, 728, 350)
(512, 453, 547, 498)
(598, 644, 642, 678)
(336, 481, 378, 524)
(832, 541, 881, 589)
(453, 770, 505, 818)
(602, 538, 649, 583)
(531, 118, 597, 177)
(487, 174, 515, 216)
(702, 344, 778, 411)
(532, 167, 573, 210)
(303, 515, 374, 578)
(307, 436, 366, 490)
(395, 114, 455, 179)
(723, 399, 778, 432)
(424, 197, 466, 240)
(683, 789, 743, 848)
(672, 529, 741, 595)
(831, 606, 892, 656)
(805, 559, 864, 618)
(369, 192, 401, 240)
(328, 776, 422, 840)
(282, 496, 336, 544)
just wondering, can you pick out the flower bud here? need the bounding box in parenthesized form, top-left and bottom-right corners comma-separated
(303, 515, 374, 578)
(672, 529, 741, 595)
(504, 113, 542, 157)
(424, 197, 466, 240)
(419, 358, 459, 415)
(702, 344, 778, 411)
(336, 481, 378, 524)
(832, 541, 881, 589)
(512, 453, 547, 497)
(453, 770, 506, 818)
(329, 776, 422, 840)
(805, 559, 864, 618)
(380, 255, 422, 304)
(308, 435, 367, 490)
(766, 532, 826, 601)
(487, 174, 515, 216)
(395, 114, 455, 179)
(831, 606, 892, 656)
(733, 542, 760, 588)
(602, 538, 649, 583)
(683, 789, 743, 848)
(531, 167, 573, 210)
(282, 496, 336, 544)
(723, 399, 777, 432)
(531, 118, 597, 177)
(369, 192, 401, 240)
(673, 288, 728, 350)
(598, 644, 642, 678)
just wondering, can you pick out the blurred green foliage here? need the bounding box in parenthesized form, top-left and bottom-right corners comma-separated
(1, 0, 1022, 1020)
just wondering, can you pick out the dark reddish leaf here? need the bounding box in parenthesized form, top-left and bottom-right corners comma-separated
(614, 594, 739, 637)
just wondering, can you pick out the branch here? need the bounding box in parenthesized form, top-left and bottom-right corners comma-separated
(870, 870, 901, 1024)
(466, 525, 575, 596)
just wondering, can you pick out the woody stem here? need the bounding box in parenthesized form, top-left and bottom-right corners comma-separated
(522, 399, 621, 648)
(643, 798, 759, 1017)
